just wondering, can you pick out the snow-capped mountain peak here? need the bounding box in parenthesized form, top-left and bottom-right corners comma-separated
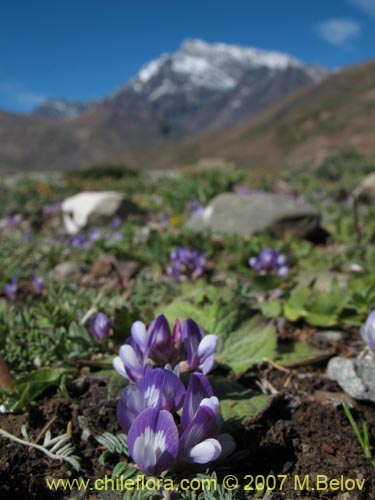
(127, 38, 317, 99)
(33, 38, 327, 140)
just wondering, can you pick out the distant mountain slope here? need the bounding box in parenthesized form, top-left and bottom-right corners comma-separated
(129, 59, 374, 172)
(33, 99, 97, 120)
(24, 38, 325, 140)
(0, 48, 372, 173)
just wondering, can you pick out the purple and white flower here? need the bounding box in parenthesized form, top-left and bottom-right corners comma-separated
(167, 247, 206, 281)
(128, 407, 179, 475)
(180, 372, 213, 429)
(179, 403, 221, 464)
(113, 341, 147, 383)
(249, 248, 289, 277)
(146, 314, 172, 364)
(181, 319, 218, 374)
(3, 278, 18, 301)
(117, 367, 185, 432)
(90, 312, 111, 341)
(2, 214, 22, 228)
(188, 199, 204, 217)
(110, 216, 122, 230)
(30, 275, 44, 295)
(360, 310, 375, 350)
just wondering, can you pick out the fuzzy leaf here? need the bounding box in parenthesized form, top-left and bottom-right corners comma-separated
(210, 378, 272, 430)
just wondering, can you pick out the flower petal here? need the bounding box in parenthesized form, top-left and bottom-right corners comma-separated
(199, 354, 216, 375)
(128, 408, 179, 475)
(131, 321, 148, 349)
(182, 318, 204, 368)
(197, 335, 218, 361)
(179, 405, 220, 464)
(146, 314, 171, 363)
(188, 438, 222, 464)
(117, 386, 145, 433)
(181, 372, 213, 429)
(138, 367, 185, 412)
(119, 344, 145, 383)
(113, 356, 128, 379)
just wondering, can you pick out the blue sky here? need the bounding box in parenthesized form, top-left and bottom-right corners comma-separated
(0, 0, 374, 113)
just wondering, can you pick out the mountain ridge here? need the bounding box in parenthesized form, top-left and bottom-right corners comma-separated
(32, 37, 326, 135)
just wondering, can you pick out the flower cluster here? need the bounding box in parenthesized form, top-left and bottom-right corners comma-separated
(167, 247, 206, 281)
(360, 310, 375, 350)
(188, 199, 204, 217)
(0, 214, 22, 228)
(2, 275, 44, 301)
(113, 315, 234, 475)
(113, 315, 217, 382)
(90, 312, 111, 340)
(249, 248, 289, 278)
(43, 201, 62, 216)
(68, 225, 122, 248)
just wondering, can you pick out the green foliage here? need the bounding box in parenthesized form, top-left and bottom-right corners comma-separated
(65, 163, 138, 180)
(342, 403, 375, 467)
(152, 168, 245, 213)
(0, 368, 69, 411)
(210, 379, 272, 430)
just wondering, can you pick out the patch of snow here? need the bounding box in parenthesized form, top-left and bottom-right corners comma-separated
(149, 79, 177, 101)
(138, 54, 168, 83)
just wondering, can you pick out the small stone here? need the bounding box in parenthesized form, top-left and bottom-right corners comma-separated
(327, 356, 375, 402)
(314, 330, 348, 343)
(91, 255, 117, 276)
(313, 390, 355, 407)
(53, 262, 83, 281)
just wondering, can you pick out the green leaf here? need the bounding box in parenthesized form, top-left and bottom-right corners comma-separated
(161, 300, 276, 374)
(210, 378, 272, 430)
(6, 368, 68, 411)
(277, 340, 326, 367)
(260, 300, 282, 318)
(283, 287, 310, 321)
(217, 315, 277, 374)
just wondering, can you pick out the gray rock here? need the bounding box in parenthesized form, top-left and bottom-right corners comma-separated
(61, 191, 140, 234)
(53, 262, 83, 281)
(352, 172, 375, 203)
(327, 356, 375, 402)
(186, 192, 320, 238)
(314, 330, 348, 344)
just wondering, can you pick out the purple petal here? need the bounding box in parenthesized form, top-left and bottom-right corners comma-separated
(138, 367, 185, 412)
(179, 405, 220, 464)
(146, 314, 171, 363)
(90, 312, 110, 340)
(3, 278, 18, 301)
(31, 275, 44, 295)
(131, 321, 148, 349)
(182, 318, 204, 368)
(198, 335, 218, 361)
(181, 372, 213, 429)
(277, 266, 289, 277)
(119, 344, 146, 383)
(117, 386, 145, 433)
(199, 354, 216, 375)
(128, 408, 179, 475)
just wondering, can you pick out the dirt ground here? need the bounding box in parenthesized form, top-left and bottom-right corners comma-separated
(1, 346, 374, 500)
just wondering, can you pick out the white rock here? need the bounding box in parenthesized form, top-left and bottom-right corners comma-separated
(61, 191, 129, 234)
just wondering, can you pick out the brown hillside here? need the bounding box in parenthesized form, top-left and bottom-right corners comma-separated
(123, 60, 375, 171)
